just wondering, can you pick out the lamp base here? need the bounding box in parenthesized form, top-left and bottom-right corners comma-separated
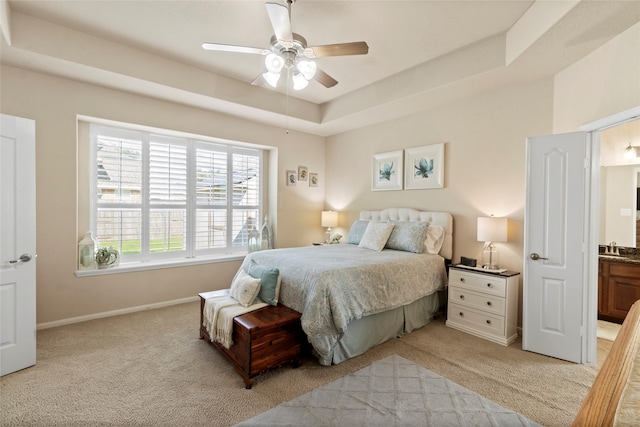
(482, 243, 499, 270)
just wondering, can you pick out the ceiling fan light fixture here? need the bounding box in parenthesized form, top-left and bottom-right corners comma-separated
(296, 59, 317, 80)
(263, 71, 280, 88)
(201, 1, 369, 91)
(292, 71, 309, 90)
(265, 53, 285, 74)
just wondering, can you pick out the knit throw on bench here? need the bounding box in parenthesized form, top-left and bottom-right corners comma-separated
(203, 294, 267, 348)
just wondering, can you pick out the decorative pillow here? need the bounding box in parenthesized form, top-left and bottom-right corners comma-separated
(358, 222, 395, 251)
(385, 221, 429, 253)
(247, 259, 281, 306)
(229, 269, 261, 307)
(424, 225, 445, 255)
(346, 220, 369, 244)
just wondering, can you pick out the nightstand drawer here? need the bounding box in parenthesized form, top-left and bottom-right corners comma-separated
(448, 302, 505, 336)
(449, 286, 505, 316)
(449, 269, 506, 297)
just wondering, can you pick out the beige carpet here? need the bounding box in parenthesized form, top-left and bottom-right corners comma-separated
(1, 301, 598, 426)
(597, 319, 622, 342)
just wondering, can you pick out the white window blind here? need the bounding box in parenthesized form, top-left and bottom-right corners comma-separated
(90, 124, 263, 264)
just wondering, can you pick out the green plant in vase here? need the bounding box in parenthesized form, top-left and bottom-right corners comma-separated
(95, 246, 119, 269)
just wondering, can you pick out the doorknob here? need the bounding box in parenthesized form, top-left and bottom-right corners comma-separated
(9, 253, 33, 264)
(530, 253, 548, 261)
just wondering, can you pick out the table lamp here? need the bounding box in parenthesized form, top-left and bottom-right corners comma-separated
(477, 216, 507, 270)
(321, 211, 338, 244)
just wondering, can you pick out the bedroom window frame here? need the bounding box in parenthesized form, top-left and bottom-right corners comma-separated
(86, 123, 263, 271)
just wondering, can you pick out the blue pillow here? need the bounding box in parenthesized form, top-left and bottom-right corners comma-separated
(346, 220, 369, 244)
(385, 221, 429, 253)
(247, 259, 280, 306)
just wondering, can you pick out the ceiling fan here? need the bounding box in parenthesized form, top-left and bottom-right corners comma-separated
(202, 0, 369, 91)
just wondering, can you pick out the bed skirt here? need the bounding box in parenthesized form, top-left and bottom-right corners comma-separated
(329, 291, 442, 365)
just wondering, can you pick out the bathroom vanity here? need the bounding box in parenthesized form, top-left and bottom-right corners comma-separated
(598, 252, 640, 324)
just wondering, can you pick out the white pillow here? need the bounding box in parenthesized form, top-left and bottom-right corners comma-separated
(424, 225, 445, 254)
(229, 269, 261, 307)
(358, 222, 395, 251)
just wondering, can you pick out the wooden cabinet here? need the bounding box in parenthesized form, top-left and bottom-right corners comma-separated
(598, 259, 640, 324)
(446, 267, 520, 345)
(199, 291, 304, 389)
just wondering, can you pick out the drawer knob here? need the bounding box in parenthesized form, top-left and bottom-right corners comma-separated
(486, 301, 492, 306)
(459, 277, 465, 283)
(486, 319, 492, 325)
(486, 283, 492, 288)
(459, 312, 464, 317)
(459, 295, 465, 300)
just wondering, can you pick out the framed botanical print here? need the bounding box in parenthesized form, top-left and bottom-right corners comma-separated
(404, 143, 444, 189)
(298, 165, 308, 182)
(372, 150, 403, 191)
(309, 173, 318, 187)
(286, 170, 297, 186)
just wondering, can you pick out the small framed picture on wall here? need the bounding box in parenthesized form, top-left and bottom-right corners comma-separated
(298, 166, 308, 182)
(309, 173, 318, 187)
(286, 170, 297, 186)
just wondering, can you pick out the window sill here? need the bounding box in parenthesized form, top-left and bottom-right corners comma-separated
(75, 253, 246, 277)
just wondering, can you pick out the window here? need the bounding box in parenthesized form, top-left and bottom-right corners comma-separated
(90, 124, 262, 264)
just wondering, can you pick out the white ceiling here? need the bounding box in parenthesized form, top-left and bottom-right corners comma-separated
(1, 0, 639, 136)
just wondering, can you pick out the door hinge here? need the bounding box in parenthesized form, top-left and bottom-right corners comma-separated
(584, 158, 590, 169)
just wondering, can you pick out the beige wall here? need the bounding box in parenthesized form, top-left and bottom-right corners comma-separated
(553, 22, 640, 133)
(325, 78, 554, 275)
(1, 65, 325, 325)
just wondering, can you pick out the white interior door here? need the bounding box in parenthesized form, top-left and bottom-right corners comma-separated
(523, 131, 588, 363)
(1, 114, 37, 376)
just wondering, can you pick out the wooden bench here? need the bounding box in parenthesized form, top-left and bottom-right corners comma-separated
(199, 290, 304, 389)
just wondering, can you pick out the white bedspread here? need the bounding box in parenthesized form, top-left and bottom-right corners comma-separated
(202, 294, 267, 348)
(241, 244, 447, 365)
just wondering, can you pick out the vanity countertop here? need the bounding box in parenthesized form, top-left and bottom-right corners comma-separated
(599, 254, 640, 265)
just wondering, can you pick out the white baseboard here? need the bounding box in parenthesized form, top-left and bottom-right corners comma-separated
(36, 296, 199, 330)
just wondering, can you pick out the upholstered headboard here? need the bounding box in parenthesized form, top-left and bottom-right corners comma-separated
(359, 208, 454, 260)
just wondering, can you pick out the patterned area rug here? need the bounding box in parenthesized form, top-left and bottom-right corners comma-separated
(236, 354, 540, 426)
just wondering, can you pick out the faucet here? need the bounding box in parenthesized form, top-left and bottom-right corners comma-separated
(606, 241, 620, 256)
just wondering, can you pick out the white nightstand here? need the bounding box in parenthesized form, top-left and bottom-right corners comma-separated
(446, 266, 520, 346)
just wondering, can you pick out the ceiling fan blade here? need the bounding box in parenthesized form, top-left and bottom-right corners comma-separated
(304, 41, 369, 58)
(251, 72, 268, 87)
(314, 69, 338, 88)
(202, 42, 269, 56)
(265, 2, 293, 46)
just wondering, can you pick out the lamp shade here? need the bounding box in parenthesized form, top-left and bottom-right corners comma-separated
(321, 211, 338, 228)
(477, 217, 507, 243)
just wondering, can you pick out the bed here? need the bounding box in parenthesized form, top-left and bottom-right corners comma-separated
(239, 208, 453, 366)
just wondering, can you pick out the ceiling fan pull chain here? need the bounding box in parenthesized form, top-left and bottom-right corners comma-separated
(286, 67, 290, 134)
